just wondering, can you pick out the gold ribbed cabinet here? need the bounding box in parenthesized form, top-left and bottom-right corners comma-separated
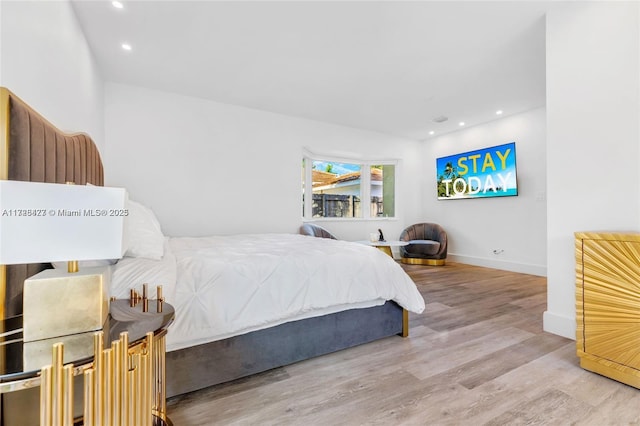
(575, 232, 640, 388)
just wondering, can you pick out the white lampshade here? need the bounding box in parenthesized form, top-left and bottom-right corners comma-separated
(0, 180, 126, 265)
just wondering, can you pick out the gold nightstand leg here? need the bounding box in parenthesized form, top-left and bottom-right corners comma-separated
(40, 331, 170, 425)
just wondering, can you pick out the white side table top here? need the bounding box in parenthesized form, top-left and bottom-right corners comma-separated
(355, 240, 409, 247)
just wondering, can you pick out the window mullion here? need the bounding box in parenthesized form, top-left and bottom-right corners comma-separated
(361, 162, 370, 219)
(304, 157, 313, 218)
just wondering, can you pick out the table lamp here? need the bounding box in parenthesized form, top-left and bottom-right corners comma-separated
(0, 180, 126, 342)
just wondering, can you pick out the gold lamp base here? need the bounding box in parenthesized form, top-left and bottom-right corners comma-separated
(23, 266, 110, 342)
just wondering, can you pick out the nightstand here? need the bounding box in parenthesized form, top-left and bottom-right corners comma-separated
(0, 298, 174, 426)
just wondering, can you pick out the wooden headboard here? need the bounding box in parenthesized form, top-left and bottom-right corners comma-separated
(0, 87, 104, 319)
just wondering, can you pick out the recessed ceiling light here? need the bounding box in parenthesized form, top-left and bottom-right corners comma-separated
(112, 1, 124, 9)
(429, 131, 435, 135)
(459, 122, 465, 126)
(121, 43, 132, 51)
(496, 110, 503, 115)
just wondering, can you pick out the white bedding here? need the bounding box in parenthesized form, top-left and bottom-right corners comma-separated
(112, 234, 425, 352)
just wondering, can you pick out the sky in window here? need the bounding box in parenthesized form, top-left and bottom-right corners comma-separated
(312, 161, 361, 175)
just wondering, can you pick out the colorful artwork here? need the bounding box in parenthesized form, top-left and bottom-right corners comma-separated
(436, 142, 518, 200)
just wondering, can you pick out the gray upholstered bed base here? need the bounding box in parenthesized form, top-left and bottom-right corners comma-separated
(165, 301, 403, 398)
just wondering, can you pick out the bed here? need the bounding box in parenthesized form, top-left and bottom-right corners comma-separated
(0, 87, 425, 399)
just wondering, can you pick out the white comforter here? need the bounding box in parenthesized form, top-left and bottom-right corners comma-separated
(111, 234, 425, 352)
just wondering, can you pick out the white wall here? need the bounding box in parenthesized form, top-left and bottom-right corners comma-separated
(104, 83, 423, 239)
(421, 108, 547, 276)
(545, 2, 640, 339)
(0, 1, 104, 151)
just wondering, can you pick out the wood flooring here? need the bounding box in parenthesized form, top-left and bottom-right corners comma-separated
(166, 262, 640, 425)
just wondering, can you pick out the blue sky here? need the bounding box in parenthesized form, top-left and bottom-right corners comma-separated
(313, 161, 361, 175)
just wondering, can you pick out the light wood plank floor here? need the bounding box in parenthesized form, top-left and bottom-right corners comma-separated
(166, 262, 640, 425)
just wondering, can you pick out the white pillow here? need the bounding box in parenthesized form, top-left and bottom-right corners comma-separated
(124, 199, 165, 260)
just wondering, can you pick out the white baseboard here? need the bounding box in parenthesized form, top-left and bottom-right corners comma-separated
(447, 253, 547, 277)
(543, 310, 576, 340)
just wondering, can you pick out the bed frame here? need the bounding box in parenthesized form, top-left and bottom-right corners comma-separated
(0, 87, 408, 399)
(0, 88, 104, 320)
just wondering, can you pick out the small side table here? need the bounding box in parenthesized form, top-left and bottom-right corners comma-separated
(0, 298, 174, 426)
(356, 240, 409, 257)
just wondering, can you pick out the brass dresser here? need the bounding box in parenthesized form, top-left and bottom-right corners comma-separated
(576, 231, 640, 388)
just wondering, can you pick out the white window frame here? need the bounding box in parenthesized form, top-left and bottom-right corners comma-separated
(302, 151, 398, 221)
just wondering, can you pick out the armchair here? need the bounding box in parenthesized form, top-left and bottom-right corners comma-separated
(399, 223, 447, 266)
(299, 223, 338, 239)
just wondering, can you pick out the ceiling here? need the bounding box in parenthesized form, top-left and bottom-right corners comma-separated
(71, 1, 550, 141)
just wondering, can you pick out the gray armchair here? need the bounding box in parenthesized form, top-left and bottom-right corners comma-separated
(399, 223, 447, 265)
(299, 223, 337, 239)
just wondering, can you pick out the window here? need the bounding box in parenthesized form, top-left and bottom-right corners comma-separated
(371, 164, 396, 218)
(302, 154, 397, 219)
